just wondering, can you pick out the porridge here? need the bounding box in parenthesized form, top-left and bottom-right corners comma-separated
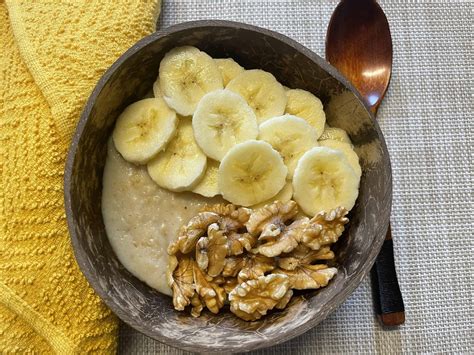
(102, 140, 222, 295)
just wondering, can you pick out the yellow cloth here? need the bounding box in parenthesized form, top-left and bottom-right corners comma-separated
(0, 0, 160, 352)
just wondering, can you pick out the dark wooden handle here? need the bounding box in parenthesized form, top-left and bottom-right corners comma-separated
(370, 224, 405, 326)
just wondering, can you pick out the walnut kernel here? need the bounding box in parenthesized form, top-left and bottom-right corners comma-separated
(237, 253, 275, 282)
(195, 223, 228, 277)
(245, 201, 298, 237)
(278, 245, 334, 271)
(274, 265, 337, 290)
(302, 207, 349, 250)
(229, 274, 291, 321)
(257, 218, 307, 257)
(168, 212, 220, 254)
(226, 231, 257, 256)
(202, 203, 251, 233)
(167, 255, 194, 311)
(193, 262, 226, 314)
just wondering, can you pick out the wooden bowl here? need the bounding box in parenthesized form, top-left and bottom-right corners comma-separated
(64, 21, 391, 353)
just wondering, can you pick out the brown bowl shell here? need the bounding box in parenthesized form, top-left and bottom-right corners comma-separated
(64, 20, 391, 353)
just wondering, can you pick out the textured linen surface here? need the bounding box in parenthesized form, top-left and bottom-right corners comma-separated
(0, 1, 160, 353)
(119, 0, 474, 354)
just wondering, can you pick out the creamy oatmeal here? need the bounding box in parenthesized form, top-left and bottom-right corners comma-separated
(102, 140, 221, 295)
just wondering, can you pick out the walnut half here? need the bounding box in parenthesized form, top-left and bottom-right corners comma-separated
(239, 253, 275, 282)
(193, 262, 226, 314)
(274, 265, 337, 290)
(257, 217, 308, 257)
(168, 212, 220, 255)
(195, 223, 228, 277)
(202, 204, 256, 255)
(257, 207, 348, 257)
(226, 231, 257, 256)
(222, 253, 275, 282)
(229, 274, 291, 321)
(202, 203, 251, 233)
(245, 201, 298, 237)
(301, 207, 349, 250)
(167, 255, 194, 311)
(278, 245, 335, 271)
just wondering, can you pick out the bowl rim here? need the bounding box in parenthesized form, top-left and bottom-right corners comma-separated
(64, 20, 392, 352)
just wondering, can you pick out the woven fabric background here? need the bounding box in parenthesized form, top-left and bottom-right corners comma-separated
(119, 0, 473, 353)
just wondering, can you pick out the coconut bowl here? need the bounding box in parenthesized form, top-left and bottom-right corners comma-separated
(64, 20, 392, 353)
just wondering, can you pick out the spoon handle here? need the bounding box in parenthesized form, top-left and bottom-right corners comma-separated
(368, 107, 405, 326)
(371, 224, 405, 326)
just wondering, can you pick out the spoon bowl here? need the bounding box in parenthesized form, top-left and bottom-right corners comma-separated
(326, 0, 392, 114)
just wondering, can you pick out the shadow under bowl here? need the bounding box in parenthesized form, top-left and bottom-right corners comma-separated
(64, 20, 392, 353)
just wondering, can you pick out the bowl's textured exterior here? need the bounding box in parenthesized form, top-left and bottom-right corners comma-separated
(64, 21, 391, 353)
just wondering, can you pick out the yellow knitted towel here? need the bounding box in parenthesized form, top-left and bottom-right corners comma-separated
(0, 1, 160, 352)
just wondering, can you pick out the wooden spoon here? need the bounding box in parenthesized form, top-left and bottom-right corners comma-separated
(326, 0, 405, 326)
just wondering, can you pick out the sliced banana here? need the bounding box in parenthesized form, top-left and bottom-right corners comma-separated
(250, 182, 293, 209)
(214, 58, 244, 86)
(293, 147, 359, 215)
(258, 115, 318, 178)
(319, 139, 362, 178)
(218, 140, 287, 206)
(226, 69, 287, 123)
(159, 46, 223, 116)
(112, 98, 178, 164)
(191, 159, 220, 197)
(285, 89, 326, 138)
(319, 125, 352, 145)
(153, 78, 162, 98)
(192, 89, 258, 161)
(147, 119, 207, 192)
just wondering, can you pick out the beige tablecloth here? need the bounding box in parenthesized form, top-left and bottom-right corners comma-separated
(119, 1, 473, 353)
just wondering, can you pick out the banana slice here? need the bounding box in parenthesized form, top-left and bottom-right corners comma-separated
(258, 115, 318, 178)
(251, 182, 293, 209)
(153, 78, 162, 98)
(285, 89, 326, 138)
(191, 159, 220, 197)
(159, 46, 223, 116)
(319, 140, 362, 178)
(192, 89, 258, 161)
(293, 147, 359, 215)
(226, 69, 287, 123)
(214, 58, 244, 86)
(112, 98, 178, 164)
(147, 119, 207, 192)
(218, 140, 287, 206)
(319, 125, 352, 145)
